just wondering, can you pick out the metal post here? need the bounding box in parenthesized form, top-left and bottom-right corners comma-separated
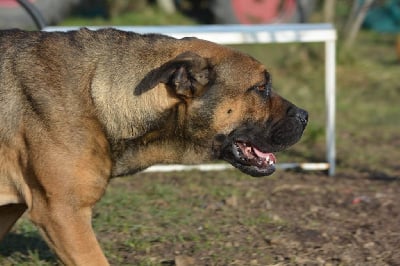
(325, 40, 336, 176)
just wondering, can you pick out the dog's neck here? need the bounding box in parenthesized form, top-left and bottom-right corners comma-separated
(110, 138, 209, 177)
(81, 31, 217, 176)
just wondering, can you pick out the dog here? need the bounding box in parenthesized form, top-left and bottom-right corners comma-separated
(0, 28, 307, 265)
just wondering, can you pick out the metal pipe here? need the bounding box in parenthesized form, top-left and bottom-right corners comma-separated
(325, 39, 336, 176)
(17, 0, 47, 30)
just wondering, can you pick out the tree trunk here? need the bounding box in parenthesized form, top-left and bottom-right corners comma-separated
(343, 0, 375, 49)
(323, 0, 336, 23)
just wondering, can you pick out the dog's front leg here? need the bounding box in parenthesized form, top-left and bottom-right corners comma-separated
(21, 118, 113, 265)
(25, 139, 112, 265)
(29, 201, 109, 266)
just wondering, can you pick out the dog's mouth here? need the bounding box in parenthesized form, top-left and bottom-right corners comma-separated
(222, 140, 277, 177)
(235, 141, 276, 167)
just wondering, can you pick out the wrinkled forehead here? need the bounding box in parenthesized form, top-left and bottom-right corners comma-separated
(213, 50, 267, 87)
(187, 39, 267, 87)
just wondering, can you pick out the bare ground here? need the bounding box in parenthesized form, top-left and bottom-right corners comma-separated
(100, 167, 400, 266)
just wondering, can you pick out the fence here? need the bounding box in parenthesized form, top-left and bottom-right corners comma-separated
(44, 23, 337, 176)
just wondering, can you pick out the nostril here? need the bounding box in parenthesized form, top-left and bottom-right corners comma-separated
(286, 106, 308, 125)
(296, 109, 308, 125)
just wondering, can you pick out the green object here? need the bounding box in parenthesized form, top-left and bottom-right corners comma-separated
(363, 0, 400, 32)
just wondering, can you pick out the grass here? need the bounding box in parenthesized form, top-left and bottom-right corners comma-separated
(1, 5, 399, 266)
(91, 171, 285, 265)
(61, 4, 196, 26)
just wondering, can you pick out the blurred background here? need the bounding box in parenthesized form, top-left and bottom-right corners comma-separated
(0, 0, 317, 27)
(1, 1, 399, 37)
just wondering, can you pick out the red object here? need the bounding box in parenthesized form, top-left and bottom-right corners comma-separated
(0, 0, 35, 8)
(232, 0, 297, 24)
(352, 198, 362, 204)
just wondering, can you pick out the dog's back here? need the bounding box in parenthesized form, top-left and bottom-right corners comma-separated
(0, 30, 29, 143)
(0, 29, 91, 143)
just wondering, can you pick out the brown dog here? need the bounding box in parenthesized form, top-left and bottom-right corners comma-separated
(0, 28, 307, 265)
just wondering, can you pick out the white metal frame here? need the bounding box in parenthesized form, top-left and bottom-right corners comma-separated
(44, 24, 336, 176)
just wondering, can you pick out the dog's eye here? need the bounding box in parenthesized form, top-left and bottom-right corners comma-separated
(252, 83, 270, 97)
(255, 84, 266, 92)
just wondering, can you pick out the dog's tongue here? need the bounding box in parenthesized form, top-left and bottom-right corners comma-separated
(253, 147, 276, 164)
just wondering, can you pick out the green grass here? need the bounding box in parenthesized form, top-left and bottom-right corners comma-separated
(61, 4, 196, 26)
(91, 171, 284, 265)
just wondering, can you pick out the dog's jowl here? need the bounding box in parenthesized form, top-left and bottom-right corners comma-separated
(0, 28, 307, 265)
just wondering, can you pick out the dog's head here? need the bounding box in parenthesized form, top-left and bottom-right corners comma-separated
(132, 41, 307, 177)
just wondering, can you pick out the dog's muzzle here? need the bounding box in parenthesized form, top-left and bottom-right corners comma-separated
(215, 106, 308, 177)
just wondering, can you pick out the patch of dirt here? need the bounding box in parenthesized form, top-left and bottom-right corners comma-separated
(104, 169, 400, 266)
(258, 172, 400, 265)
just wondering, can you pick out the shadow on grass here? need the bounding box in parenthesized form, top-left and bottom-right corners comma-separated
(0, 232, 57, 262)
(363, 169, 400, 181)
(336, 167, 400, 182)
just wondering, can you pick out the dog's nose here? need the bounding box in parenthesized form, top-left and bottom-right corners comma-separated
(296, 108, 308, 126)
(287, 106, 308, 126)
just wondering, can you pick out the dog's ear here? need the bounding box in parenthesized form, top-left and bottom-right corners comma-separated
(167, 52, 211, 98)
(134, 52, 213, 97)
